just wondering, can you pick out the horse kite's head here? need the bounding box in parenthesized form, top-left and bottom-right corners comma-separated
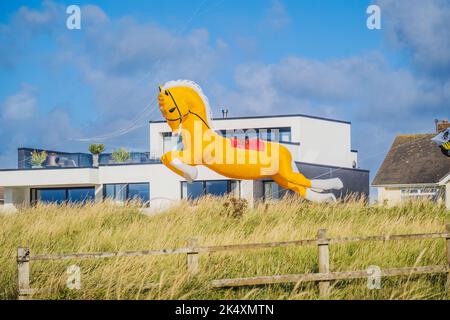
(158, 80, 213, 133)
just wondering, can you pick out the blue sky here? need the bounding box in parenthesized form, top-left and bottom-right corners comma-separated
(0, 0, 449, 186)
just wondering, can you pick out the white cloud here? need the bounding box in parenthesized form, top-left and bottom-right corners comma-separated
(264, 0, 291, 30)
(59, 5, 229, 144)
(0, 1, 230, 157)
(0, 86, 82, 168)
(1, 85, 37, 120)
(377, 0, 450, 75)
(214, 52, 449, 175)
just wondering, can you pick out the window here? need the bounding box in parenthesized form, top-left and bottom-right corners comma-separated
(103, 183, 150, 204)
(206, 181, 229, 197)
(128, 183, 150, 202)
(182, 181, 204, 200)
(38, 189, 66, 204)
(181, 180, 240, 200)
(263, 181, 293, 201)
(279, 130, 291, 142)
(67, 188, 95, 203)
(31, 187, 95, 204)
(162, 132, 180, 153)
(218, 127, 291, 143)
(400, 187, 442, 202)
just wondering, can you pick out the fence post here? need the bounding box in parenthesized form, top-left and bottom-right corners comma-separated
(187, 238, 199, 276)
(446, 224, 450, 292)
(317, 229, 330, 297)
(17, 247, 30, 300)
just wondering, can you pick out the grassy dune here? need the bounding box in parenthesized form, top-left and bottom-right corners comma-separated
(0, 197, 449, 300)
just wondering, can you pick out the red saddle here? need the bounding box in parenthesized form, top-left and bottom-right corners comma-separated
(230, 137, 265, 151)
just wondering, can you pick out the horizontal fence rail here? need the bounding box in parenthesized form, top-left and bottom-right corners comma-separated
(27, 232, 450, 261)
(29, 247, 194, 261)
(211, 265, 450, 288)
(17, 223, 450, 299)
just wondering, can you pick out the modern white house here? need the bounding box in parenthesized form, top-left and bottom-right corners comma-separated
(0, 113, 369, 211)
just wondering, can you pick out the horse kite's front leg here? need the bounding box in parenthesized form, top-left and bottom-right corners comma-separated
(161, 151, 198, 183)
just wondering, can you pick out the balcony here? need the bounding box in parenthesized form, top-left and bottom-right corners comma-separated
(17, 148, 160, 169)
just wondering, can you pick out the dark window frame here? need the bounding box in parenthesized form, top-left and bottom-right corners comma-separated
(102, 182, 150, 204)
(30, 186, 95, 205)
(217, 127, 292, 142)
(180, 180, 240, 200)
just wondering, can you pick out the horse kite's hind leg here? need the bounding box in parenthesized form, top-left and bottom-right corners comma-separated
(272, 176, 336, 203)
(272, 175, 307, 197)
(276, 152, 343, 191)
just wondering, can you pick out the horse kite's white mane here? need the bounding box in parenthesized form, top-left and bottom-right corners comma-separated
(161, 80, 214, 128)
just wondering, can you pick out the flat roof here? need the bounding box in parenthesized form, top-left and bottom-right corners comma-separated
(0, 161, 368, 173)
(149, 113, 351, 125)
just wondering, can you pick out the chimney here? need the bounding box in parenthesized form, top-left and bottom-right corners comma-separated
(436, 119, 450, 133)
(221, 108, 229, 118)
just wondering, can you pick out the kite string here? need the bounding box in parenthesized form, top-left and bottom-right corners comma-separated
(70, 0, 211, 143)
(71, 97, 158, 142)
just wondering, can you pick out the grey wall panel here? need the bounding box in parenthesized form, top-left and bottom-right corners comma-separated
(295, 162, 370, 200)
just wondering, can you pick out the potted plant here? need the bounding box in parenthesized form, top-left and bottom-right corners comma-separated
(30, 150, 47, 168)
(88, 143, 105, 167)
(112, 147, 130, 163)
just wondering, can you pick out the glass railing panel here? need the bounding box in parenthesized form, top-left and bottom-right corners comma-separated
(18, 148, 160, 168)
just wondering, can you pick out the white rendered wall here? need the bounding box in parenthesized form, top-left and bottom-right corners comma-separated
(377, 187, 402, 206)
(2, 187, 29, 212)
(296, 117, 352, 167)
(0, 168, 99, 187)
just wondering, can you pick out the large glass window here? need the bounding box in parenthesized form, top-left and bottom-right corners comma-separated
(181, 180, 240, 200)
(128, 183, 150, 202)
(103, 183, 150, 204)
(38, 189, 66, 204)
(206, 181, 229, 197)
(32, 187, 95, 204)
(182, 181, 204, 200)
(68, 188, 95, 203)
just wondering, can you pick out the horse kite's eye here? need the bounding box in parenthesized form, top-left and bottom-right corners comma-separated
(165, 91, 169, 96)
(169, 107, 176, 113)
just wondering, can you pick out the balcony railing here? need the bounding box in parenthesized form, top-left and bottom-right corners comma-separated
(18, 148, 160, 169)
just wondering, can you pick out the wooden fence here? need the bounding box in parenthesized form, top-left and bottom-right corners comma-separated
(17, 224, 450, 299)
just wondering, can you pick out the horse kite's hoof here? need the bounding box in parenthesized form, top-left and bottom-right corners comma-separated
(311, 178, 343, 191)
(171, 158, 198, 182)
(305, 189, 337, 203)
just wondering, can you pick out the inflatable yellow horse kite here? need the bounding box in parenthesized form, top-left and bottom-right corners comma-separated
(158, 80, 343, 202)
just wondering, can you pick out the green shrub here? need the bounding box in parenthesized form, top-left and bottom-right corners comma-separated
(112, 147, 130, 163)
(30, 150, 47, 167)
(88, 144, 105, 155)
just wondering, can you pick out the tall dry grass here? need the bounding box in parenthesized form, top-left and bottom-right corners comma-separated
(0, 197, 449, 300)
